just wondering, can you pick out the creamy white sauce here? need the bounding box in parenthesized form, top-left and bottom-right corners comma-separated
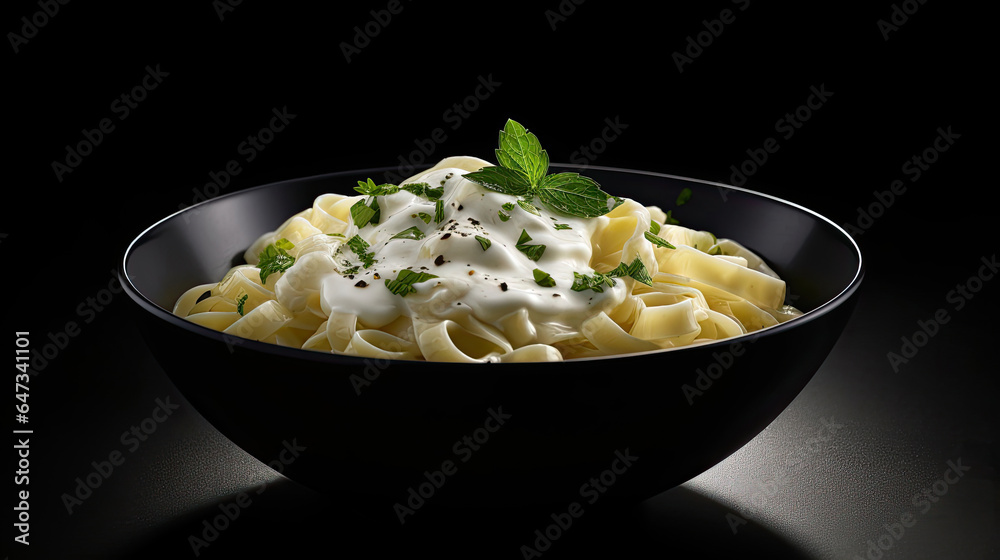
(318, 167, 626, 343)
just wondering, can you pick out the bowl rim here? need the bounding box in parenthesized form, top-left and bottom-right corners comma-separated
(121, 163, 864, 364)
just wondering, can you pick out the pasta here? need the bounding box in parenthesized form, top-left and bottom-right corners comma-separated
(173, 153, 802, 362)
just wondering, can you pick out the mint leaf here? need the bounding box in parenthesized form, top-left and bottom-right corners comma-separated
(532, 268, 556, 287)
(475, 235, 491, 250)
(385, 270, 438, 296)
(517, 198, 541, 216)
(463, 166, 532, 196)
(537, 173, 614, 218)
(495, 119, 549, 186)
(515, 229, 546, 262)
(350, 199, 377, 227)
(391, 226, 425, 240)
(645, 231, 675, 249)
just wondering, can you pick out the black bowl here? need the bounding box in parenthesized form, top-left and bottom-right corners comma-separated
(121, 164, 862, 511)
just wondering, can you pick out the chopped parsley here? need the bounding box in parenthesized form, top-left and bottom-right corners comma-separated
(502, 202, 515, 212)
(533, 268, 556, 287)
(236, 292, 249, 315)
(498, 210, 510, 222)
(385, 270, 438, 296)
(350, 198, 378, 227)
(257, 239, 295, 283)
(515, 229, 546, 262)
(571, 271, 617, 293)
(391, 226, 425, 240)
(553, 223, 572, 230)
(346, 235, 376, 268)
(434, 199, 444, 223)
(645, 231, 676, 249)
(424, 185, 445, 201)
(475, 235, 491, 251)
(517, 198, 540, 216)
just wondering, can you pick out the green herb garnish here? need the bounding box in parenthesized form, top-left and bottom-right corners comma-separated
(401, 182, 430, 196)
(424, 185, 444, 201)
(645, 231, 676, 249)
(664, 210, 680, 225)
(475, 235, 491, 251)
(346, 235, 376, 268)
(434, 199, 444, 223)
(412, 212, 432, 224)
(517, 198, 541, 216)
(571, 271, 617, 293)
(327, 232, 346, 238)
(236, 292, 249, 315)
(385, 270, 438, 296)
(257, 240, 296, 283)
(649, 220, 661, 235)
(351, 198, 377, 227)
(533, 268, 556, 287)
(606, 257, 653, 286)
(553, 223, 572, 230)
(515, 229, 546, 262)
(502, 202, 516, 212)
(676, 187, 692, 206)
(354, 178, 398, 196)
(498, 210, 510, 222)
(391, 226, 425, 240)
(463, 119, 616, 219)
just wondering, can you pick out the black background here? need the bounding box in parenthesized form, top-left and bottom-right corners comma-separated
(5, 1, 997, 558)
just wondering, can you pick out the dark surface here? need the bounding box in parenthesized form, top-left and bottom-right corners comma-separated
(5, 1, 996, 559)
